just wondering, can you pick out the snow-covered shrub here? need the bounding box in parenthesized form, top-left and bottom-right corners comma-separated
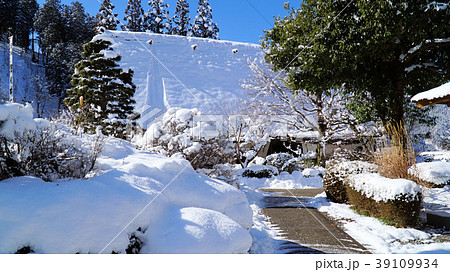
(14, 122, 104, 181)
(247, 156, 266, 166)
(331, 146, 372, 162)
(227, 114, 269, 168)
(323, 159, 378, 203)
(346, 173, 422, 227)
(265, 153, 303, 173)
(0, 103, 104, 181)
(431, 123, 450, 150)
(141, 108, 233, 169)
(241, 165, 279, 178)
(409, 161, 450, 188)
(197, 164, 238, 187)
(302, 168, 323, 178)
(266, 153, 293, 170)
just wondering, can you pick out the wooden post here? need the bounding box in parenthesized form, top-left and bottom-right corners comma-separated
(9, 31, 13, 103)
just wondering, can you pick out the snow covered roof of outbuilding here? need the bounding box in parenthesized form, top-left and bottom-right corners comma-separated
(411, 82, 450, 108)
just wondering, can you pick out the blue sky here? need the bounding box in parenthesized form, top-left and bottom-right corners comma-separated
(36, 0, 291, 44)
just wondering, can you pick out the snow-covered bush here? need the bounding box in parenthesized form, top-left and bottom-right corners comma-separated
(198, 164, 238, 187)
(409, 161, 450, 188)
(346, 173, 422, 227)
(141, 108, 233, 169)
(227, 114, 269, 168)
(431, 123, 450, 150)
(323, 159, 378, 203)
(0, 103, 104, 181)
(265, 153, 303, 173)
(241, 165, 279, 178)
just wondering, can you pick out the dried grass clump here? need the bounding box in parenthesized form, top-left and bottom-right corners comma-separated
(374, 122, 416, 180)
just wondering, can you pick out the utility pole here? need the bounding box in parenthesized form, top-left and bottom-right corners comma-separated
(9, 29, 14, 103)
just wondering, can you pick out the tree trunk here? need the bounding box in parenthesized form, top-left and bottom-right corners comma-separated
(316, 93, 326, 167)
(388, 61, 407, 149)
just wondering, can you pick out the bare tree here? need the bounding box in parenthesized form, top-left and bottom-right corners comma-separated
(32, 75, 51, 118)
(241, 60, 363, 165)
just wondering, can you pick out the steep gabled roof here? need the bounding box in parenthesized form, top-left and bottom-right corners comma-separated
(92, 30, 265, 128)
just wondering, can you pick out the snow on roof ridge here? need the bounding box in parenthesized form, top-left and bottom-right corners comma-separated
(103, 30, 262, 48)
(411, 81, 450, 102)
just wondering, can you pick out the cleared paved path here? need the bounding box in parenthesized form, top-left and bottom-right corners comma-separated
(261, 188, 370, 254)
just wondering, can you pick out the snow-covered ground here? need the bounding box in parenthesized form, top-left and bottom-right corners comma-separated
(313, 192, 450, 254)
(238, 159, 450, 254)
(238, 168, 325, 254)
(0, 107, 253, 254)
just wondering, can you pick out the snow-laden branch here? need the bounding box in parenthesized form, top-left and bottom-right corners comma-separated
(405, 62, 439, 73)
(241, 60, 358, 141)
(425, 1, 449, 12)
(401, 38, 450, 63)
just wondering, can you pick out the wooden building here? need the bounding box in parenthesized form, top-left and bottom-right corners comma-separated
(412, 82, 450, 108)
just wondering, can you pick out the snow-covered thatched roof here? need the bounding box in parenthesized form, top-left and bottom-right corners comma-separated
(91, 30, 265, 129)
(411, 82, 450, 108)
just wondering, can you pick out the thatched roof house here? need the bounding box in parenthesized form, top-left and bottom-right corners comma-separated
(412, 82, 450, 108)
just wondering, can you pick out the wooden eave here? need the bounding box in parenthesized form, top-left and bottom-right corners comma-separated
(414, 94, 450, 108)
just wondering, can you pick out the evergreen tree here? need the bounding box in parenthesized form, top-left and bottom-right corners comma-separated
(144, 0, 170, 34)
(65, 39, 136, 138)
(263, 1, 450, 129)
(34, 0, 95, 108)
(15, 0, 39, 48)
(63, 1, 96, 43)
(192, 0, 219, 39)
(0, 0, 38, 48)
(96, 0, 119, 30)
(0, 0, 15, 36)
(122, 0, 145, 32)
(170, 0, 190, 36)
(34, 0, 65, 52)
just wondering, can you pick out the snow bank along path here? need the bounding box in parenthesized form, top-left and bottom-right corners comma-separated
(92, 30, 265, 128)
(0, 108, 253, 253)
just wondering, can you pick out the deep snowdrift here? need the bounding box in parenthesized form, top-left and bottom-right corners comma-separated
(91, 30, 265, 129)
(0, 105, 253, 253)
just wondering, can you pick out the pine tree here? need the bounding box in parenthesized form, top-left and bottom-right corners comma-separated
(192, 0, 219, 39)
(0, 0, 38, 48)
(63, 1, 96, 43)
(122, 0, 145, 32)
(65, 39, 136, 138)
(170, 0, 190, 36)
(96, 0, 119, 30)
(144, 0, 170, 34)
(34, 0, 65, 52)
(15, 0, 39, 48)
(35, 0, 95, 108)
(0, 0, 15, 36)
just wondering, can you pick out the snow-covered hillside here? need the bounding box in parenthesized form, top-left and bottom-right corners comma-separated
(0, 43, 46, 111)
(93, 30, 265, 129)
